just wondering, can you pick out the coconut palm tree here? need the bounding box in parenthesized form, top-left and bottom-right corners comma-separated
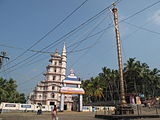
(82, 58, 160, 104)
(124, 58, 142, 94)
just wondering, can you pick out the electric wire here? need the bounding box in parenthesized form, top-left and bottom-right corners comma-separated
(3, 21, 159, 56)
(20, 16, 109, 68)
(0, 43, 24, 51)
(69, 29, 106, 69)
(123, 21, 160, 35)
(0, 43, 51, 54)
(120, 0, 160, 22)
(3, 0, 89, 67)
(67, 15, 108, 54)
(15, 16, 113, 88)
(4, 21, 113, 74)
(18, 0, 160, 93)
(18, 71, 44, 86)
(1, 12, 103, 73)
(2, 0, 158, 75)
(1, 0, 121, 73)
(2, 0, 159, 55)
(0, 0, 124, 91)
(19, 30, 107, 91)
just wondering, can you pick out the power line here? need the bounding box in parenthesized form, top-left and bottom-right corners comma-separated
(3, 23, 113, 74)
(0, 18, 111, 55)
(0, 43, 24, 50)
(5, 17, 159, 56)
(0, 43, 52, 54)
(3, 0, 157, 74)
(67, 15, 108, 53)
(4, 0, 88, 66)
(0, 0, 122, 88)
(6, 17, 113, 86)
(69, 32, 105, 54)
(15, 0, 160, 91)
(13, 1, 126, 90)
(18, 71, 44, 86)
(15, 0, 121, 90)
(20, 16, 109, 67)
(123, 21, 160, 35)
(18, 30, 107, 89)
(2, 0, 122, 74)
(2, 0, 157, 56)
(120, 0, 160, 22)
(69, 29, 106, 69)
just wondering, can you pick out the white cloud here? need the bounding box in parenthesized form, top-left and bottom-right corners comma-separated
(152, 9, 160, 25)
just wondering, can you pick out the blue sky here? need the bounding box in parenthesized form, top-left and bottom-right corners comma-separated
(0, 0, 160, 94)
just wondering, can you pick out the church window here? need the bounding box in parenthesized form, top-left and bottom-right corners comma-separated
(51, 94, 55, 98)
(54, 69, 56, 72)
(52, 86, 55, 90)
(55, 62, 57, 65)
(53, 76, 56, 80)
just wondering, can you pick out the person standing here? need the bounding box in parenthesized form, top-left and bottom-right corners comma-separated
(37, 104, 42, 115)
(51, 105, 58, 120)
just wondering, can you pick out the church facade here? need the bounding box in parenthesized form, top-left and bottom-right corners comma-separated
(28, 44, 73, 111)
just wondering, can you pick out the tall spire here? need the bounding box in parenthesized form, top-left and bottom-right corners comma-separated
(62, 42, 66, 56)
(62, 42, 66, 53)
(61, 43, 67, 79)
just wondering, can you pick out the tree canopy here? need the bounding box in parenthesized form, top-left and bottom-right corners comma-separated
(0, 77, 26, 103)
(82, 58, 160, 105)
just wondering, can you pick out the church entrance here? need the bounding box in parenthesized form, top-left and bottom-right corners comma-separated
(59, 70, 85, 112)
(50, 102, 55, 105)
(64, 104, 67, 110)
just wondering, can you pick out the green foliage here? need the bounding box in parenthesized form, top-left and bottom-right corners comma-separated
(0, 77, 26, 103)
(82, 58, 160, 104)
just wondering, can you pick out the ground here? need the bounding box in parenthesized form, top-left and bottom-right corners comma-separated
(0, 112, 99, 120)
(0, 111, 160, 120)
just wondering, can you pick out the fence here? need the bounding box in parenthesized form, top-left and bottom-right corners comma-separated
(95, 104, 160, 116)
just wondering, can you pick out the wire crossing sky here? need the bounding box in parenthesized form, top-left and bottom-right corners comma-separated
(0, 0, 160, 94)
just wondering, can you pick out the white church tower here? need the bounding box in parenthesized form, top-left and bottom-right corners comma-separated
(28, 44, 73, 110)
(61, 43, 67, 82)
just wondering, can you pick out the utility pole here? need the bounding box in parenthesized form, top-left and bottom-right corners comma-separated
(112, 6, 133, 114)
(0, 51, 9, 69)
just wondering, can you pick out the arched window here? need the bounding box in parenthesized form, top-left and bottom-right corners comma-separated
(53, 76, 56, 80)
(52, 86, 55, 90)
(52, 93, 55, 98)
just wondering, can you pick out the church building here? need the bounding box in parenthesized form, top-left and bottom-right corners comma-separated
(28, 44, 73, 111)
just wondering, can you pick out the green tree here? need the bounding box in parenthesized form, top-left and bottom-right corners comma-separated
(82, 58, 160, 104)
(0, 77, 26, 103)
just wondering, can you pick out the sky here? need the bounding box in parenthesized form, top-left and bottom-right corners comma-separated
(0, 0, 160, 95)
